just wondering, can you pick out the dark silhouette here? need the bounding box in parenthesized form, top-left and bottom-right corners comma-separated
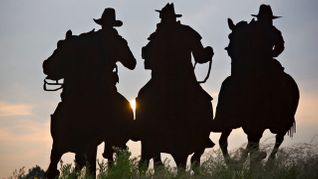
(211, 4, 299, 167)
(135, 3, 215, 170)
(43, 8, 136, 178)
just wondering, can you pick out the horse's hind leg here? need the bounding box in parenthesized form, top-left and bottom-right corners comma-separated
(269, 133, 285, 159)
(219, 129, 232, 163)
(46, 144, 63, 179)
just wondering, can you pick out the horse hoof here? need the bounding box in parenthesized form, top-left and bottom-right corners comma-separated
(258, 151, 267, 160)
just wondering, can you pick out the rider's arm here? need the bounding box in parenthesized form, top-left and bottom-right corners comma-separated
(272, 28, 285, 57)
(117, 37, 136, 70)
(189, 27, 214, 64)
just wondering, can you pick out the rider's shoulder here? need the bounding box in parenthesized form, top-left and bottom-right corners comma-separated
(271, 25, 282, 33)
(178, 23, 202, 40)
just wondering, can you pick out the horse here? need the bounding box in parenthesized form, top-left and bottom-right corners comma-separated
(212, 18, 300, 167)
(135, 63, 214, 171)
(43, 30, 134, 178)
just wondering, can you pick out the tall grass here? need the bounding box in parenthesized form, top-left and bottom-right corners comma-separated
(11, 143, 318, 179)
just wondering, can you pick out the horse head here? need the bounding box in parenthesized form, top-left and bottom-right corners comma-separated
(43, 30, 75, 80)
(225, 18, 251, 65)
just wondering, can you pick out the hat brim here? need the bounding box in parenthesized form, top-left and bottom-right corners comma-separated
(155, 10, 182, 17)
(93, 18, 123, 27)
(251, 14, 281, 19)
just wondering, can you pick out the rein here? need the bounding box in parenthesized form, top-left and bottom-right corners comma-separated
(194, 59, 212, 84)
(43, 65, 119, 91)
(43, 77, 63, 91)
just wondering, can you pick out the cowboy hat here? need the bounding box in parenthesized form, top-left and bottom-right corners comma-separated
(94, 8, 123, 27)
(156, 3, 182, 18)
(252, 4, 281, 19)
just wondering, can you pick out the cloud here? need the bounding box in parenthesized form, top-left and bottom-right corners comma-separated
(0, 102, 32, 117)
(0, 118, 51, 177)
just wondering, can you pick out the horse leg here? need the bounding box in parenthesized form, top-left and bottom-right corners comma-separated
(153, 153, 163, 168)
(102, 142, 114, 167)
(74, 153, 85, 173)
(46, 144, 62, 179)
(269, 133, 285, 159)
(173, 153, 188, 173)
(247, 132, 266, 169)
(86, 146, 97, 178)
(219, 129, 232, 164)
(139, 143, 152, 173)
(191, 148, 205, 169)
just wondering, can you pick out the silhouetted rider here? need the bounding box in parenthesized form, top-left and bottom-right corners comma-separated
(250, 4, 284, 64)
(142, 4, 213, 82)
(43, 8, 136, 178)
(136, 3, 214, 165)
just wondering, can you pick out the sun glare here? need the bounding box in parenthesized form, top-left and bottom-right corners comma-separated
(129, 99, 136, 112)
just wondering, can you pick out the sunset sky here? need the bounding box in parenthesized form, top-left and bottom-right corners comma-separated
(0, 0, 317, 177)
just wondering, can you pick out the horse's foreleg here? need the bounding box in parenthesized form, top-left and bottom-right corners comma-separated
(191, 148, 205, 169)
(86, 146, 97, 178)
(247, 133, 266, 168)
(173, 154, 187, 173)
(102, 142, 114, 167)
(219, 129, 232, 163)
(139, 143, 151, 173)
(46, 144, 62, 179)
(75, 153, 85, 173)
(269, 133, 285, 159)
(153, 153, 163, 168)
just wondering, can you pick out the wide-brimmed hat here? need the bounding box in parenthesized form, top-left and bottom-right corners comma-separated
(156, 3, 182, 19)
(252, 4, 281, 19)
(94, 8, 123, 27)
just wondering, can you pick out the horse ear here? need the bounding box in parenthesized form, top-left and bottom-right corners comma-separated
(65, 30, 72, 39)
(228, 18, 235, 30)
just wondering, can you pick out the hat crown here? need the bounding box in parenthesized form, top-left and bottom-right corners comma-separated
(156, 3, 182, 18)
(252, 4, 281, 19)
(94, 8, 122, 27)
(258, 4, 274, 18)
(101, 8, 116, 21)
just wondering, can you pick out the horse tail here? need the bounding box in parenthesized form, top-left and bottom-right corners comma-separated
(284, 73, 300, 138)
(287, 121, 296, 137)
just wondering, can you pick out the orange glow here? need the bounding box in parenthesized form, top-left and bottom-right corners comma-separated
(129, 99, 136, 112)
(0, 102, 32, 116)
